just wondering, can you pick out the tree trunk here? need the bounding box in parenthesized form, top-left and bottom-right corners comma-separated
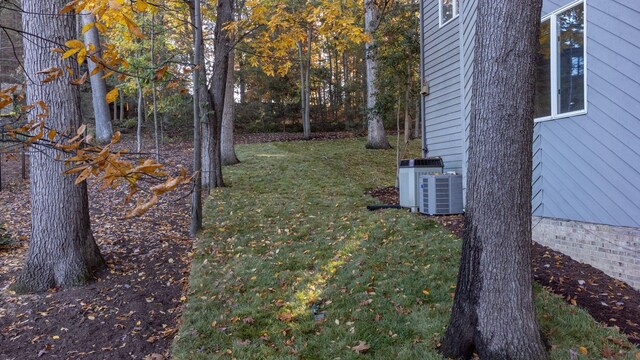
(297, 39, 311, 140)
(440, 1, 547, 359)
(205, 0, 233, 188)
(14, 0, 105, 293)
(136, 78, 143, 153)
(119, 89, 124, 123)
(404, 64, 411, 143)
(221, 48, 239, 165)
(343, 51, 351, 128)
(151, 14, 160, 161)
(80, 10, 114, 145)
(187, 1, 212, 189)
(304, 28, 311, 139)
(190, 0, 203, 236)
(364, 0, 390, 149)
(413, 99, 420, 139)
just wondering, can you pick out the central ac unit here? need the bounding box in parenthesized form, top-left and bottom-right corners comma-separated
(419, 175, 463, 215)
(398, 157, 444, 212)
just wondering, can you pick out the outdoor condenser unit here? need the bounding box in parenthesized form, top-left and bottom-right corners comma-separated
(418, 174, 463, 215)
(398, 157, 444, 212)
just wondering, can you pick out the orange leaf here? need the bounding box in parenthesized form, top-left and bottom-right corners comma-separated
(122, 15, 144, 38)
(578, 346, 588, 355)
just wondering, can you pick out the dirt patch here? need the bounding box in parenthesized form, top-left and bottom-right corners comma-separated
(366, 186, 640, 346)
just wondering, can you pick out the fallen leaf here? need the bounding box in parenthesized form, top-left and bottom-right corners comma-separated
(351, 340, 370, 354)
(578, 346, 588, 355)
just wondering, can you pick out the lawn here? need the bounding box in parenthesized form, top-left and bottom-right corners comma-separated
(173, 137, 638, 359)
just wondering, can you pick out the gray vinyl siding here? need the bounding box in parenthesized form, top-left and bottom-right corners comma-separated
(422, 0, 640, 227)
(534, 0, 640, 227)
(422, 0, 463, 174)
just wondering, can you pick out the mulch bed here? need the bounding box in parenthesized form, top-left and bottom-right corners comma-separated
(0, 132, 363, 360)
(366, 186, 640, 346)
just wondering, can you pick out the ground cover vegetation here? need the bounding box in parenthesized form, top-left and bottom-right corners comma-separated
(173, 137, 639, 360)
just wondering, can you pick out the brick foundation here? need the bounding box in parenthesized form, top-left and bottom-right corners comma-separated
(532, 216, 640, 291)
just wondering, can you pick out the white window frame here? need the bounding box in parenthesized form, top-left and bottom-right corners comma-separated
(535, 0, 588, 123)
(438, 0, 459, 28)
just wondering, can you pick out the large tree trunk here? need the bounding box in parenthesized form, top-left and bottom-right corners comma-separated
(14, 0, 105, 293)
(364, 0, 390, 149)
(221, 48, 239, 165)
(440, 1, 547, 359)
(80, 10, 114, 145)
(205, 0, 233, 188)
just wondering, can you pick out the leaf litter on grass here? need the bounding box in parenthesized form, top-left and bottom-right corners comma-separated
(174, 137, 639, 360)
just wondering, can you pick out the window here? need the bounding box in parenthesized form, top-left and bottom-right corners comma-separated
(439, 0, 459, 27)
(534, 1, 586, 121)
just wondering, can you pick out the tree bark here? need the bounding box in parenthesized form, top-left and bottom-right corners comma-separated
(404, 63, 411, 143)
(221, 48, 239, 165)
(413, 99, 420, 139)
(205, 0, 233, 188)
(190, 0, 203, 236)
(440, 1, 547, 359)
(151, 13, 160, 162)
(297, 33, 311, 140)
(187, 0, 212, 189)
(136, 78, 143, 153)
(80, 10, 114, 145)
(364, 0, 390, 149)
(14, 0, 105, 293)
(119, 88, 124, 123)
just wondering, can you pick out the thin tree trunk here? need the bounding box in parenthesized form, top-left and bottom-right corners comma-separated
(151, 14, 160, 161)
(119, 89, 124, 123)
(364, 0, 390, 149)
(343, 51, 351, 128)
(404, 63, 411, 143)
(80, 10, 114, 144)
(440, 0, 547, 358)
(14, 0, 104, 293)
(413, 99, 420, 138)
(136, 78, 143, 153)
(190, 0, 203, 236)
(304, 28, 311, 139)
(221, 48, 239, 165)
(297, 41, 307, 137)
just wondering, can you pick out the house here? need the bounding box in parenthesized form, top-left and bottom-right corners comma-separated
(419, 0, 640, 289)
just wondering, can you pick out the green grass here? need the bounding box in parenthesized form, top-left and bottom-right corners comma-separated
(173, 137, 638, 359)
(0, 223, 13, 247)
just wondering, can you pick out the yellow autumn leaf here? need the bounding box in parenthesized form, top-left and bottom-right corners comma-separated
(77, 48, 87, 65)
(81, 22, 94, 35)
(135, 0, 148, 12)
(95, 22, 107, 33)
(578, 346, 588, 355)
(106, 88, 119, 104)
(47, 129, 57, 141)
(62, 48, 81, 60)
(64, 39, 84, 49)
